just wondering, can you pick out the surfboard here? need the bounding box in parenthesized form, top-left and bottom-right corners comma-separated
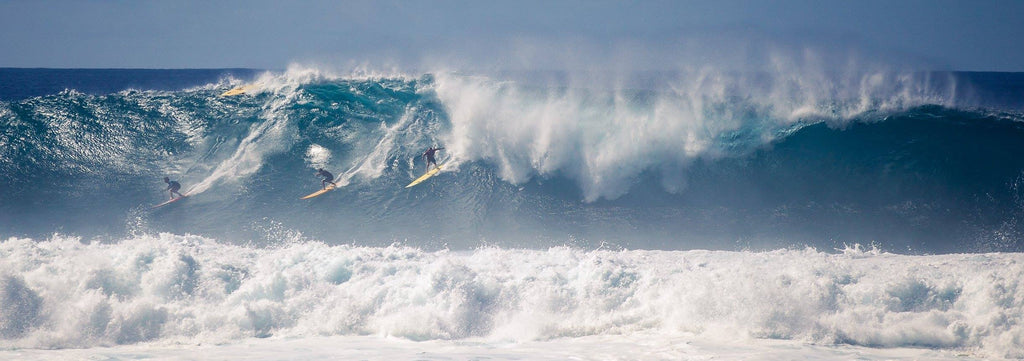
(301, 183, 337, 199)
(219, 85, 251, 97)
(405, 164, 444, 188)
(152, 195, 188, 209)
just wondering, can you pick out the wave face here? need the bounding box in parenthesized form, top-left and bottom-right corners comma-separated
(2, 68, 1024, 252)
(1, 234, 1023, 358)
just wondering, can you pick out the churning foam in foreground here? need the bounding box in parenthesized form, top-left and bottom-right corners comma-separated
(1, 234, 1022, 358)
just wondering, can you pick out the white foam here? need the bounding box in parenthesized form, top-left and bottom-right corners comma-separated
(304, 144, 332, 170)
(0, 334, 978, 361)
(1, 234, 1022, 358)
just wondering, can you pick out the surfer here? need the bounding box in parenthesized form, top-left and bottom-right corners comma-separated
(164, 177, 184, 200)
(422, 146, 444, 169)
(316, 168, 337, 189)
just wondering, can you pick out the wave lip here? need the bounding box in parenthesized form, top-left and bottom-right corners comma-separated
(433, 69, 964, 202)
(1, 234, 1023, 358)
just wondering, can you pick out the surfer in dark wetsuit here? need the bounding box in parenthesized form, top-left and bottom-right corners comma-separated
(422, 146, 444, 169)
(164, 177, 184, 200)
(316, 168, 337, 189)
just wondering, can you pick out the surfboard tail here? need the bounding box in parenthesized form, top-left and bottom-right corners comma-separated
(405, 163, 445, 188)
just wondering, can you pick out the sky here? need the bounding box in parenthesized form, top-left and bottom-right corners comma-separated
(1, 0, 1022, 71)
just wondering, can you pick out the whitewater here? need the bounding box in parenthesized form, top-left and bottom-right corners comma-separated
(3, 66, 1024, 359)
(3, 234, 1022, 360)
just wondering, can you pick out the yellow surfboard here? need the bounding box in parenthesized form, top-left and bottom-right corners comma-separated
(301, 183, 337, 199)
(219, 85, 252, 97)
(405, 164, 444, 188)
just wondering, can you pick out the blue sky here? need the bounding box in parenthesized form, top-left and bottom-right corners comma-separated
(1, 0, 1022, 71)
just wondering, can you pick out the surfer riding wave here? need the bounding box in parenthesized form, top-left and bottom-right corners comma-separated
(316, 168, 337, 190)
(164, 177, 184, 200)
(422, 146, 444, 169)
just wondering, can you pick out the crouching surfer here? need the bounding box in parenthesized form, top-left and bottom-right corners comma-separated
(316, 168, 338, 190)
(164, 177, 184, 200)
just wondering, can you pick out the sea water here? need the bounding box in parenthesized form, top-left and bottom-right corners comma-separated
(2, 67, 1024, 359)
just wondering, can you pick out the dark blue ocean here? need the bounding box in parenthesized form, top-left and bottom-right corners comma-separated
(2, 68, 1024, 253)
(0, 68, 261, 102)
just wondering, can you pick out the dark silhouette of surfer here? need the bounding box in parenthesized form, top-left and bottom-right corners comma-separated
(316, 168, 337, 189)
(164, 177, 184, 200)
(422, 146, 444, 169)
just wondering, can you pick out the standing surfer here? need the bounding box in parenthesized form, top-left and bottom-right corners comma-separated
(316, 168, 337, 189)
(422, 146, 444, 169)
(164, 177, 184, 200)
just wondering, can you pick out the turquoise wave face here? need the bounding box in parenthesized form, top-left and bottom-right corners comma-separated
(2, 70, 1024, 252)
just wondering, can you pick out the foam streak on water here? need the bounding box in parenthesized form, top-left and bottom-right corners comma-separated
(1, 234, 1022, 358)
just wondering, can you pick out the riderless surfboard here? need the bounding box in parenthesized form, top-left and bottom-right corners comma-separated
(219, 85, 253, 97)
